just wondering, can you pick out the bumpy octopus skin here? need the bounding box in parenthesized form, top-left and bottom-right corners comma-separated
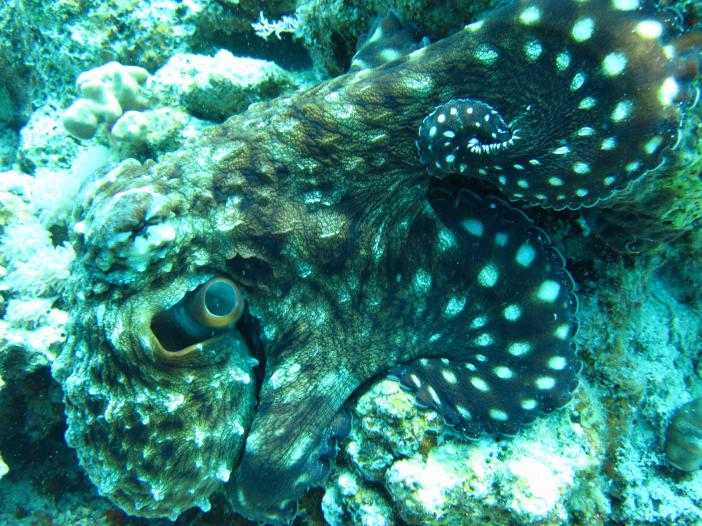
(52, 0, 699, 523)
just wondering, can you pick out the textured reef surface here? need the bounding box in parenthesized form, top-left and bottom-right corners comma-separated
(1, 0, 702, 525)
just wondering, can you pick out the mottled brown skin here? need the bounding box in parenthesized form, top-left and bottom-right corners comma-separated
(61, 38, 462, 522)
(208, 55, 458, 519)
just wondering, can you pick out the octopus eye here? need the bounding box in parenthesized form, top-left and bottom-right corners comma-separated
(151, 277, 245, 364)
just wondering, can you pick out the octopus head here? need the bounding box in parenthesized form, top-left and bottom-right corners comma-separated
(53, 162, 259, 519)
(53, 274, 258, 519)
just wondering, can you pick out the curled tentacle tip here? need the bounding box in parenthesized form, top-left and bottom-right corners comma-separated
(417, 99, 516, 178)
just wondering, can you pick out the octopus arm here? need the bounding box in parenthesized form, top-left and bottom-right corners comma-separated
(388, 188, 578, 436)
(226, 349, 357, 523)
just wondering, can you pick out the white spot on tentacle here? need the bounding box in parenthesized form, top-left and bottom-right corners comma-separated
(524, 40, 543, 61)
(519, 6, 541, 25)
(465, 20, 484, 32)
(503, 304, 522, 321)
(442, 369, 458, 384)
(554, 324, 571, 340)
(644, 136, 663, 155)
(571, 18, 595, 42)
(475, 44, 499, 64)
(493, 366, 514, 379)
(578, 97, 597, 110)
(471, 315, 488, 329)
(601, 137, 617, 151)
(413, 269, 432, 293)
(548, 356, 568, 370)
(612, 0, 640, 11)
(602, 52, 628, 77)
(489, 408, 509, 421)
(570, 72, 586, 91)
(658, 77, 680, 107)
(463, 219, 484, 237)
(445, 296, 467, 317)
(456, 405, 472, 420)
(535, 376, 556, 390)
(470, 376, 490, 392)
(426, 385, 442, 405)
(536, 280, 561, 302)
(515, 243, 536, 267)
(636, 20, 663, 40)
(474, 333, 494, 347)
(611, 100, 633, 122)
(573, 162, 591, 174)
(508, 342, 531, 356)
(626, 161, 641, 173)
(521, 399, 538, 410)
(556, 51, 571, 71)
(477, 264, 499, 287)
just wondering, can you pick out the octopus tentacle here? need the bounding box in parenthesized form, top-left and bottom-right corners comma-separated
(415, 0, 698, 210)
(225, 185, 578, 521)
(389, 188, 578, 437)
(226, 350, 360, 522)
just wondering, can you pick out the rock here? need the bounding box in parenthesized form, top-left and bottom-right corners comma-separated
(150, 50, 298, 122)
(334, 379, 608, 526)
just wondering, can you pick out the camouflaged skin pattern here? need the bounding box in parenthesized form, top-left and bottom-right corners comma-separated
(52, 0, 699, 523)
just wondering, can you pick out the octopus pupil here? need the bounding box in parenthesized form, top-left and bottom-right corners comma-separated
(205, 281, 238, 316)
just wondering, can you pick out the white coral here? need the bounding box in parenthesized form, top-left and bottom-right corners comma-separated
(32, 145, 114, 227)
(252, 11, 299, 40)
(62, 62, 150, 139)
(0, 217, 75, 297)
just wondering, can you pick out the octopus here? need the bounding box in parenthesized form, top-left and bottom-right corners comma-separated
(50, 0, 700, 524)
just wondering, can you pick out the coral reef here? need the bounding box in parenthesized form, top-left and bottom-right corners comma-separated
(324, 379, 608, 526)
(49, 0, 698, 523)
(0, 0, 219, 123)
(295, 0, 498, 75)
(580, 89, 702, 252)
(150, 50, 299, 122)
(57, 51, 301, 159)
(0, 170, 73, 339)
(0, 374, 5, 481)
(574, 256, 702, 525)
(0, 0, 700, 525)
